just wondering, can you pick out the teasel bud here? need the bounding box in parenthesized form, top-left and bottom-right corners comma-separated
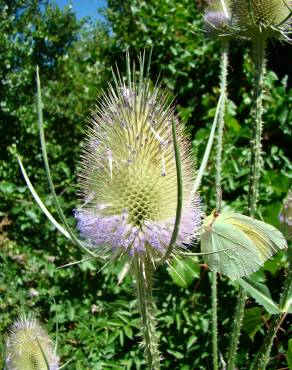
(75, 55, 201, 265)
(6, 314, 59, 370)
(230, 0, 292, 41)
(204, 0, 231, 38)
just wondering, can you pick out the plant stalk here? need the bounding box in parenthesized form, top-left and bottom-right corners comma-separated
(211, 271, 218, 370)
(251, 252, 292, 369)
(134, 255, 160, 369)
(215, 41, 229, 210)
(227, 287, 246, 370)
(227, 33, 266, 370)
(248, 33, 266, 217)
(212, 40, 229, 370)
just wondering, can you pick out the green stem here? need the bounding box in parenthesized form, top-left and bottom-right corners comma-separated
(248, 34, 266, 218)
(251, 253, 292, 369)
(134, 255, 160, 369)
(227, 287, 246, 370)
(227, 33, 267, 370)
(215, 41, 229, 210)
(251, 314, 284, 370)
(212, 41, 229, 370)
(211, 271, 218, 370)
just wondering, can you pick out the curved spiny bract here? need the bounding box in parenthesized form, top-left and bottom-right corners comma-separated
(75, 57, 201, 264)
(6, 314, 59, 370)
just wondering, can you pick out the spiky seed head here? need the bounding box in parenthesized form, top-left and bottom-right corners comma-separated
(279, 190, 292, 239)
(230, 0, 292, 41)
(204, 0, 231, 38)
(75, 56, 201, 262)
(6, 314, 59, 370)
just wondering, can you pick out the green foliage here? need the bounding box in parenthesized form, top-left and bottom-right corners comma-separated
(168, 256, 200, 288)
(242, 307, 270, 342)
(237, 277, 279, 314)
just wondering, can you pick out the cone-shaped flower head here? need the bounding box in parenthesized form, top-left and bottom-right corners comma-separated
(204, 0, 231, 37)
(75, 56, 201, 261)
(279, 190, 292, 239)
(6, 314, 59, 370)
(230, 0, 292, 41)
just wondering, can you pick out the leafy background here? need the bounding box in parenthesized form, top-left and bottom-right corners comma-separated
(0, 0, 291, 369)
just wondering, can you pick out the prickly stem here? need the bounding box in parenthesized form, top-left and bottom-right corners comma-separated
(248, 33, 267, 218)
(227, 32, 267, 370)
(251, 252, 292, 369)
(215, 41, 229, 209)
(211, 271, 218, 370)
(212, 40, 229, 370)
(134, 255, 160, 369)
(227, 287, 246, 370)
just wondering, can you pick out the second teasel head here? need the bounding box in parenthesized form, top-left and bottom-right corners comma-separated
(6, 314, 59, 370)
(230, 0, 292, 41)
(204, 0, 232, 38)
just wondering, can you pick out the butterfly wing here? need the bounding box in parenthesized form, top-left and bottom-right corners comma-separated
(221, 213, 287, 260)
(201, 218, 263, 280)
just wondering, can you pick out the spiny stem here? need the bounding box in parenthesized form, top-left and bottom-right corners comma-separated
(227, 287, 246, 370)
(251, 314, 285, 370)
(215, 41, 229, 210)
(134, 255, 160, 369)
(211, 271, 218, 370)
(212, 40, 229, 370)
(248, 33, 266, 218)
(251, 253, 292, 369)
(227, 33, 267, 370)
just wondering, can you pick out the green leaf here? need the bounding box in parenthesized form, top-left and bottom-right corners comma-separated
(187, 335, 197, 349)
(167, 256, 200, 288)
(242, 307, 268, 341)
(67, 306, 75, 321)
(201, 211, 287, 280)
(237, 277, 279, 314)
(124, 326, 133, 339)
(167, 349, 185, 359)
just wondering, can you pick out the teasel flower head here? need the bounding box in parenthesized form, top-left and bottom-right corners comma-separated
(204, 0, 231, 38)
(75, 55, 201, 264)
(6, 314, 59, 370)
(279, 189, 292, 239)
(230, 0, 292, 42)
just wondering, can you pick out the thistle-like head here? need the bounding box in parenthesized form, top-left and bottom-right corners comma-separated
(6, 314, 59, 370)
(75, 55, 201, 263)
(279, 190, 292, 239)
(230, 0, 292, 41)
(204, 0, 231, 38)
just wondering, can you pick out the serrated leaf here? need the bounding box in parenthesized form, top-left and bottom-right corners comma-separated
(167, 256, 200, 288)
(201, 211, 287, 280)
(237, 277, 279, 314)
